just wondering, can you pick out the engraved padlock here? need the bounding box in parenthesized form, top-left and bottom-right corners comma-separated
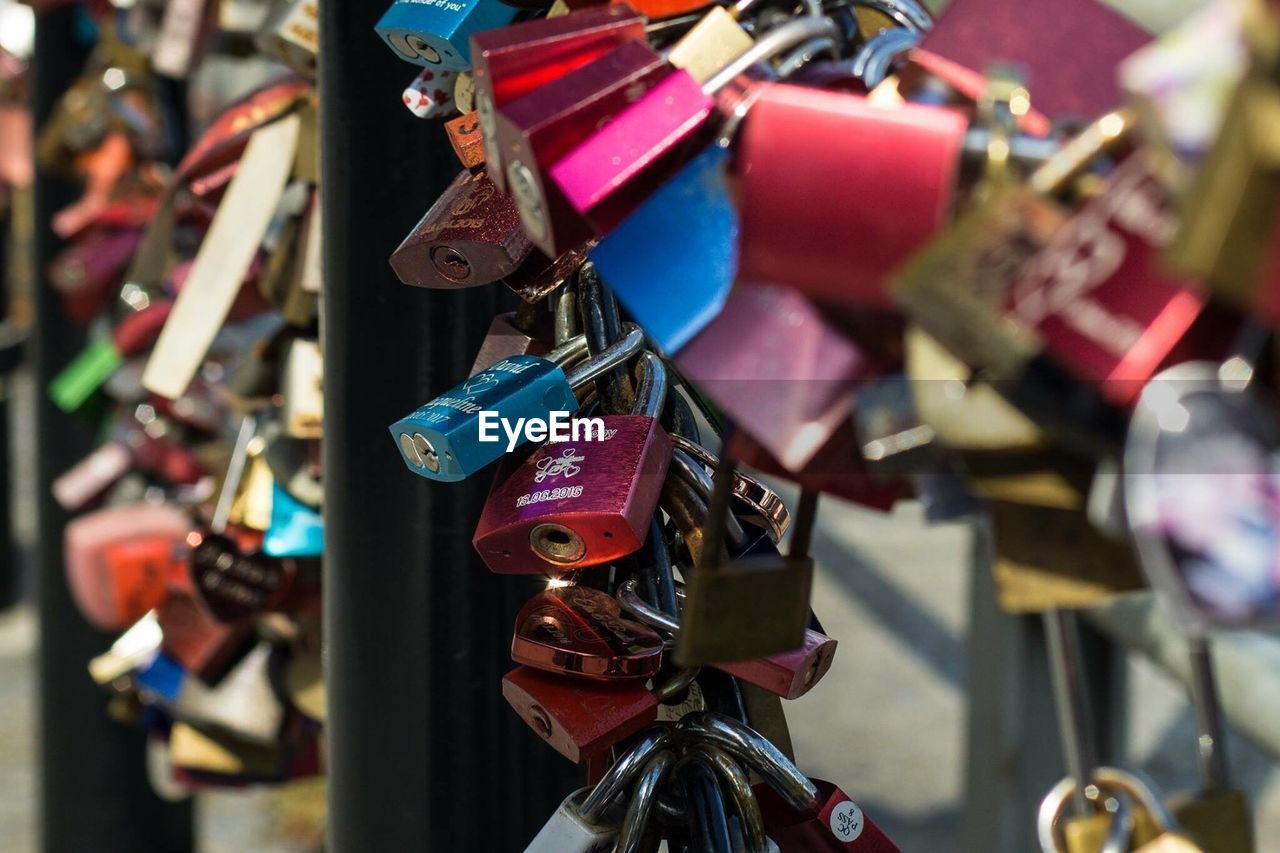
(549, 17, 839, 239)
(375, 0, 518, 72)
(389, 327, 643, 482)
(502, 664, 699, 762)
(511, 584, 666, 680)
(63, 503, 190, 631)
(445, 110, 486, 170)
(676, 283, 874, 471)
(494, 39, 670, 257)
(471, 4, 647, 190)
(388, 168, 533, 289)
(473, 351, 673, 573)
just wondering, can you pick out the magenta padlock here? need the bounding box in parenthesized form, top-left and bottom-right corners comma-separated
(550, 16, 839, 239)
(472, 352, 672, 573)
(735, 85, 968, 309)
(471, 4, 647, 191)
(1003, 151, 1205, 408)
(755, 778, 902, 852)
(495, 40, 671, 258)
(675, 284, 873, 472)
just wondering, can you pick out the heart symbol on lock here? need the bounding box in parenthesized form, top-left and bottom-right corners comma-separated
(188, 530, 297, 623)
(512, 585, 665, 681)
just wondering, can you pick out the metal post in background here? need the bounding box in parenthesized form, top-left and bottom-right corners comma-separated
(320, 3, 581, 849)
(32, 8, 195, 851)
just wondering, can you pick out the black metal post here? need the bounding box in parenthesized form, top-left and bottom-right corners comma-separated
(320, 4, 580, 850)
(32, 9, 195, 852)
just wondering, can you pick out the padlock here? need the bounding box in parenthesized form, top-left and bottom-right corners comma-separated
(473, 351, 672, 573)
(156, 589, 254, 683)
(469, 307, 554, 375)
(264, 482, 324, 560)
(676, 449, 815, 666)
(665, 6, 754, 86)
(678, 712, 900, 851)
(280, 337, 323, 439)
(50, 299, 176, 413)
(734, 85, 968, 309)
(676, 284, 873, 471)
(503, 664, 699, 762)
(47, 225, 143, 323)
(389, 168, 532, 289)
(167, 722, 293, 783)
(588, 144, 737, 355)
(256, 0, 319, 79)
(403, 66, 459, 119)
(511, 584, 666, 680)
(1039, 768, 1197, 853)
(63, 503, 189, 631)
(617, 749, 678, 852)
(375, 0, 518, 72)
(549, 17, 839, 238)
(617, 580, 837, 700)
(187, 528, 300, 623)
(89, 612, 164, 688)
(445, 111, 487, 170)
(389, 327, 643, 482)
(470, 4, 647, 190)
(899, 0, 1149, 124)
(493, 39, 669, 257)
(525, 726, 672, 851)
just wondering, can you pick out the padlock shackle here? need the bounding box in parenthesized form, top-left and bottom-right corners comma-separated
(1099, 792, 1134, 853)
(670, 435, 790, 541)
(212, 414, 259, 534)
(674, 753, 736, 852)
(616, 750, 677, 853)
(732, 0, 822, 24)
(687, 743, 770, 853)
(703, 16, 840, 95)
(848, 26, 920, 89)
(545, 332, 590, 367)
(550, 282, 578, 347)
(632, 352, 669, 419)
(619, 580, 682, 635)
(563, 326, 645, 388)
(652, 665, 701, 703)
(670, 449, 748, 549)
(677, 711, 820, 814)
(579, 726, 673, 821)
(1027, 108, 1135, 197)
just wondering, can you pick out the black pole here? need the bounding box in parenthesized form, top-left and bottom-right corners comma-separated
(32, 9, 195, 852)
(321, 4, 580, 849)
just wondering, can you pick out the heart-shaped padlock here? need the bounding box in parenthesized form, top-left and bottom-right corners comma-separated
(512, 585, 665, 681)
(188, 530, 298, 623)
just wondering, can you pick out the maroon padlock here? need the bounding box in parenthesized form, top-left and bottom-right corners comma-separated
(1003, 151, 1205, 407)
(755, 778, 901, 852)
(502, 664, 698, 763)
(494, 40, 671, 257)
(471, 4, 647, 191)
(511, 585, 665, 680)
(735, 86, 968, 309)
(187, 529, 300, 624)
(676, 283, 876, 472)
(156, 589, 254, 683)
(388, 168, 532, 289)
(472, 352, 672, 573)
(469, 309, 553, 376)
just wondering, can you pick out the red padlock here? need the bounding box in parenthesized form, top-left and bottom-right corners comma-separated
(511, 585, 665, 680)
(755, 778, 901, 852)
(502, 665, 698, 763)
(157, 589, 254, 683)
(473, 352, 672, 573)
(735, 86, 968, 309)
(471, 4, 647, 191)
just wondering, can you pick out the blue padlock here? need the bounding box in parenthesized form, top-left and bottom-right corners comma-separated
(135, 653, 186, 703)
(375, 0, 518, 72)
(588, 146, 738, 355)
(264, 483, 324, 558)
(390, 328, 644, 481)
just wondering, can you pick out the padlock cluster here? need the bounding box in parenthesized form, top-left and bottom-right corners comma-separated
(38, 1, 326, 795)
(377, 0, 1280, 847)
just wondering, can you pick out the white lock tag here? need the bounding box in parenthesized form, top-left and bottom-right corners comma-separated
(143, 113, 301, 400)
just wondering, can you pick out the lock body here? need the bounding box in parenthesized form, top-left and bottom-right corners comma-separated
(511, 586, 665, 680)
(755, 779, 901, 852)
(472, 4, 646, 189)
(389, 169, 532, 289)
(496, 40, 669, 257)
(157, 590, 254, 682)
(550, 69, 714, 237)
(470, 311, 552, 375)
(64, 503, 190, 631)
(375, 0, 518, 71)
(474, 414, 672, 572)
(390, 355, 578, 481)
(188, 530, 298, 623)
(737, 86, 967, 309)
(718, 629, 838, 700)
(445, 111, 486, 170)
(677, 284, 872, 470)
(502, 664, 657, 762)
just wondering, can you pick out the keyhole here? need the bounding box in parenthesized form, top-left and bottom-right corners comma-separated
(431, 246, 472, 283)
(530, 523, 586, 565)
